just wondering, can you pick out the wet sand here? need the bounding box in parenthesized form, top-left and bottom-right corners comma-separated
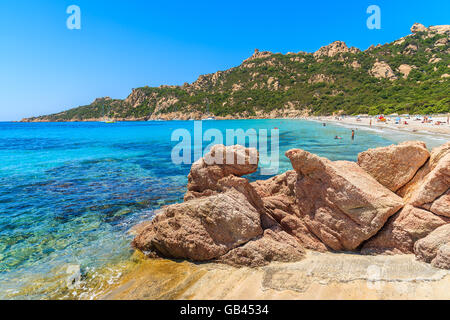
(101, 252, 450, 300)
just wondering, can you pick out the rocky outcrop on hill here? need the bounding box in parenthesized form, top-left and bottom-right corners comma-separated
(23, 23, 450, 122)
(361, 205, 449, 255)
(411, 22, 450, 35)
(132, 142, 449, 269)
(218, 225, 306, 267)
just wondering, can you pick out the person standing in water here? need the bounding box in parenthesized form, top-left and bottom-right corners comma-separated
(351, 129, 355, 140)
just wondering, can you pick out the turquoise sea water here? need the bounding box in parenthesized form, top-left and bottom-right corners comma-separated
(0, 119, 446, 299)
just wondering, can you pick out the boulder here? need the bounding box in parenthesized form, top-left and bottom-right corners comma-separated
(252, 171, 328, 252)
(185, 144, 258, 200)
(351, 60, 361, 69)
(132, 189, 263, 261)
(409, 153, 450, 209)
(362, 205, 450, 255)
(429, 191, 450, 217)
(403, 44, 418, 55)
(363, 143, 450, 255)
(218, 226, 306, 267)
(428, 25, 450, 35)
(244, 48, 273, 62)
(357, 141, 430, 192)
(414, 224, 450, 269)
(397, 142, 450, 200)
(285, 149, 403, 251)
(435, 38, 448, 47)
(432, 244, 450, 269)
(398, 64, 415, 79)
(369, 61, 397, 80)
(313, 41, 360, 58)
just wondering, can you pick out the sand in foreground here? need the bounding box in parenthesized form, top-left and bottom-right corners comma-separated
(314, 115, 450, 136)
(102, 252, 450, 300)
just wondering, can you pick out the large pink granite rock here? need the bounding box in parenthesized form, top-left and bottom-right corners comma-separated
(185, 144, 258, 200)
(357, 141, 430, 192)
(218, 225, 306, 267)
(432, 244, 450, 269)
(414, 224, 450, 269)
(251, 171, 328, 252)
(362, 205, 449, 254)
(285, 149, 404, 251)
(362, 143, 450, 255)
(429, 191, 450, 217)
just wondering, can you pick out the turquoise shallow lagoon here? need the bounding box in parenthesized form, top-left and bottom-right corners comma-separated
(0, 119, 445, 299)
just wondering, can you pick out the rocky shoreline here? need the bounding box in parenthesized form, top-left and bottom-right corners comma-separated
(132, 142, 450, 270)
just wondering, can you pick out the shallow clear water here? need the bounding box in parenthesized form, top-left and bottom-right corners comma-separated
(0, 120, 443, 299)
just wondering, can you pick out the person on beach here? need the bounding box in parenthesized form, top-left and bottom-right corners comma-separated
(370, 119, 372, 127)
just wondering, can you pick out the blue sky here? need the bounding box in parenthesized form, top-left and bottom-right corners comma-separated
(0, 0, 448, 121)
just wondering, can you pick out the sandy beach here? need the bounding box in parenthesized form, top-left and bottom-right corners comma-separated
(102, 252, 450, 300)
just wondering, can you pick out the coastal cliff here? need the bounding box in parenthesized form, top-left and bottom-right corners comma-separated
(22, 23, 450, 122)
(132, 142, 450, 270)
